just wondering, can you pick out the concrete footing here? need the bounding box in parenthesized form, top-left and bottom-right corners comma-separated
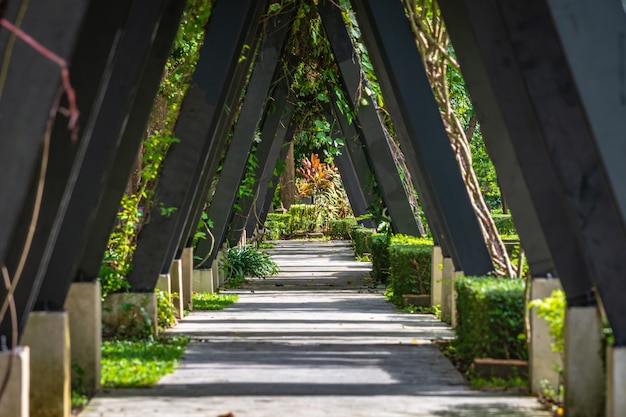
(0, 347, 29, 417)
(193, 269, 214, 293)
(170, 259, 184, 319)
(450, 270, 463, 329)
(102, 292, 157, 337)
(440, 258, 455, 324)
(529, 278, 563, 394)
(181, 247, 194, 310)
(21, 311, 70, 417)
(431, 245, 443, 307)
(155, 273, 171, 295)
(564, 305, 604, 417)
(64, 281, 101, 396)
(607, 345, 626, 417)
(212, 258, 221, 290)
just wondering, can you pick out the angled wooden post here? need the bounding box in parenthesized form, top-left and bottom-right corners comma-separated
(127, 0, 268, 291)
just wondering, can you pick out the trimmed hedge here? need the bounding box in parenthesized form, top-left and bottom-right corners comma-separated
(351, 226, 375, 257)
(370, 233, 390, 282)
(287, 204, 326, 232)
(265, 213, 291, 240)
(386, 235, 433, 304)
(326, 217, 356, 240)
(454, 276, 527, 371)
(492, 214, 517, 235)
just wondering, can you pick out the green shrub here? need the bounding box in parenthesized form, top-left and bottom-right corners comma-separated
(388, 243, 432, 304)
(156, 291, 177, 330)
(220, 246, 279, 282)
(529, 289, 565, 357)
(326, 217, 356, 240)
(265, 213, 291, 240)
(370, 233, 390, 283)
(287, 204, 325, 232)
(351, 226, 375, 256)
(454, 276, 527, 371)
(493, 214, 517, 235)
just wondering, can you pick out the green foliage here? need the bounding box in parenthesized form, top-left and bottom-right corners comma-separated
(287, 204, 326, 232)
(325, 218, 356, 240)
(492, 213, 517, 235)
(529, 289, 565, 357)
(156, 291, 178, 331)
(265, 213, 291, 240)
(370, 233, 390, 283)
(220, 246, 280, 283)
(388, 242, 432, 304)
(350, 226, 375, 257)
(71, 363, 89, 412)
(101, 337, 188, 388)
(99, 194, 141, 299)
(454, 277, 527, 372)
(101, 0, 214, 299)
(192, 292, 238, 310)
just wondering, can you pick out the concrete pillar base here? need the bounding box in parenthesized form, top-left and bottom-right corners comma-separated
(64, 281, 101, 396)
(193, 269, 214, 293)
(431, 245, 443, 307)
(170, 259, 184, 319)
(450, 270, 464, 329)
(155, 273, 171, 297)
(607, 345, 626, 417)
(212, 258, 221, 290)
(440, 258, 454, 323)
(181, 247, 194, 310)
(0, 347, 29, 417)
(102, 292, 157, 337)
(21, 311, 70, 417)
(564, 305, 604, 417)
(529, 278, 563, 394)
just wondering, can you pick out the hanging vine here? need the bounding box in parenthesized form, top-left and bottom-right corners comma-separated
(403, 0, 514, 277)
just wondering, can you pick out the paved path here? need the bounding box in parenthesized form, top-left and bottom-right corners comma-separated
(81, 240, 550, 417)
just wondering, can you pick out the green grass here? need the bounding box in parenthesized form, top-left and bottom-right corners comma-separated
(101, 336, 189, 388)
(192, 292, 238, 310)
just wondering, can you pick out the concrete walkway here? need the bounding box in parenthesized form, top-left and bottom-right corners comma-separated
(81, 240, 550, 417)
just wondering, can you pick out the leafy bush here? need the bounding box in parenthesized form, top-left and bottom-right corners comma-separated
(529, 289, 565, 358)
(326, 218, 356, 240)
(156, 291, 177, 330)
(287, 204, 326, 232)
(101, 337, 188, 388)
(388, 242, 432, 304)
(351, 226, 375, 256)
(454, 276, 527, 371)
(220, 246, 279, 282)
(493, 213, 517, 235)
(265, 213, 291, 240)
(192, 292, 238, 310)
(370, 233, 390, 283)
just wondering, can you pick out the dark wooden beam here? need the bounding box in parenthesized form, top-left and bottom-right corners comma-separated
(438, 0, 556, 278)
(318, 1, 422, 238)
(226, 79, 295, 248)
(34, 0, 186, 311)
(194, 8, 295, 264)
(348, 0, 493, 275)
(77, 0, 190, 281)
(127, 0, 268, 291)
(323, 101, 376, 229)
(499, 0, 626, 344)
(244, 128, 296, 237)
(0, 0, 124, 344)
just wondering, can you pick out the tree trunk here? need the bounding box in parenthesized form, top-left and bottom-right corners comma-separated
(279, 141, 296, 210)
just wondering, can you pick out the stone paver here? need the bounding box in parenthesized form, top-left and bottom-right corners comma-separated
(80, 240, 550, 417)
